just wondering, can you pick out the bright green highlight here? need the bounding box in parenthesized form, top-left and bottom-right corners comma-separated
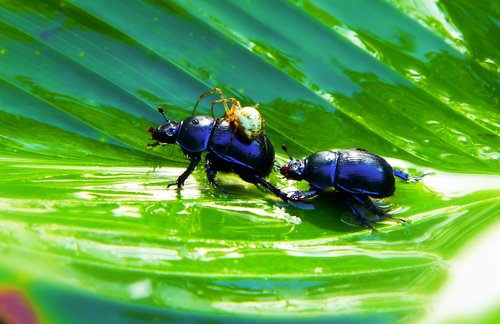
(0, 0, 498, 323)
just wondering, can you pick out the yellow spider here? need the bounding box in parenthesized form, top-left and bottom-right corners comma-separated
(192, 88, 265, 142)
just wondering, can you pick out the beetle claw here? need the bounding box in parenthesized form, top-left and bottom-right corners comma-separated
(147, 141, 164, 149)
(287, 191, 302, 201)
(278, 192, 289, 203)
(385, 215, 408, 223)
(409, 171, 435, 182)
(167, 180, 184, 189)
(360, 219, 377, 232)
(395, 169, 434, 183)
(209, 181, 228, 195)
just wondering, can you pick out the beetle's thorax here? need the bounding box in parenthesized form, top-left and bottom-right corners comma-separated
(301, 150, 339, 189)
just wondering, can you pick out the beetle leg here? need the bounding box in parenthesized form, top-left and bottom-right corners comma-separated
(167, 154, 201, 189)
(288, 188, 322, 201)
(344, 196, 376, 231)
(394, 169, 433, 182)
(352, 195, 407, 223)
(352, 195, 385, 218)
(393, 169, 410, 181)
(205, 157, 227, 194)
(246, 174, 288, 202)
(147, 141, 166, 148)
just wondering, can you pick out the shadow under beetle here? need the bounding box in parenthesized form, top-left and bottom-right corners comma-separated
(147, 95, 287, 202)
(280, 146, 420, 229)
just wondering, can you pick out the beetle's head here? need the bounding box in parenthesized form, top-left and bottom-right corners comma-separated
(147, 107, 180, 145)
(279, 144, 306, 181)
(280, 159, 306, 181)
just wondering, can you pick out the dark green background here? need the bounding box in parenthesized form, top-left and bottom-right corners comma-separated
(0, 1, 498, 323)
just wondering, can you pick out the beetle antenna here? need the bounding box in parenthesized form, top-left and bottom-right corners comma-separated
(281, 144, 293, 160)
(157, 106, 170, 123)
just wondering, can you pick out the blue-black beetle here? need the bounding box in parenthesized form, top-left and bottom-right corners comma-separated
(148, 107, 287, 201)
(279, 146, 416, 229)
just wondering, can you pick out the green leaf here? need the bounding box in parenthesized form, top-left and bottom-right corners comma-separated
(0, 0, 498, 323)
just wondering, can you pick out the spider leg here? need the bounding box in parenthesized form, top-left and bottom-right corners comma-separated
(211, 98, 240, 117)
(260, 113, 268, 152)
(192, 88, 229, 116)
(223, 123, 238, 154)
(249, 102, 267, 151)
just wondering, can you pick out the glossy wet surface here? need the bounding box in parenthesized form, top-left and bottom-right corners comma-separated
(0, 1, 498, 323)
